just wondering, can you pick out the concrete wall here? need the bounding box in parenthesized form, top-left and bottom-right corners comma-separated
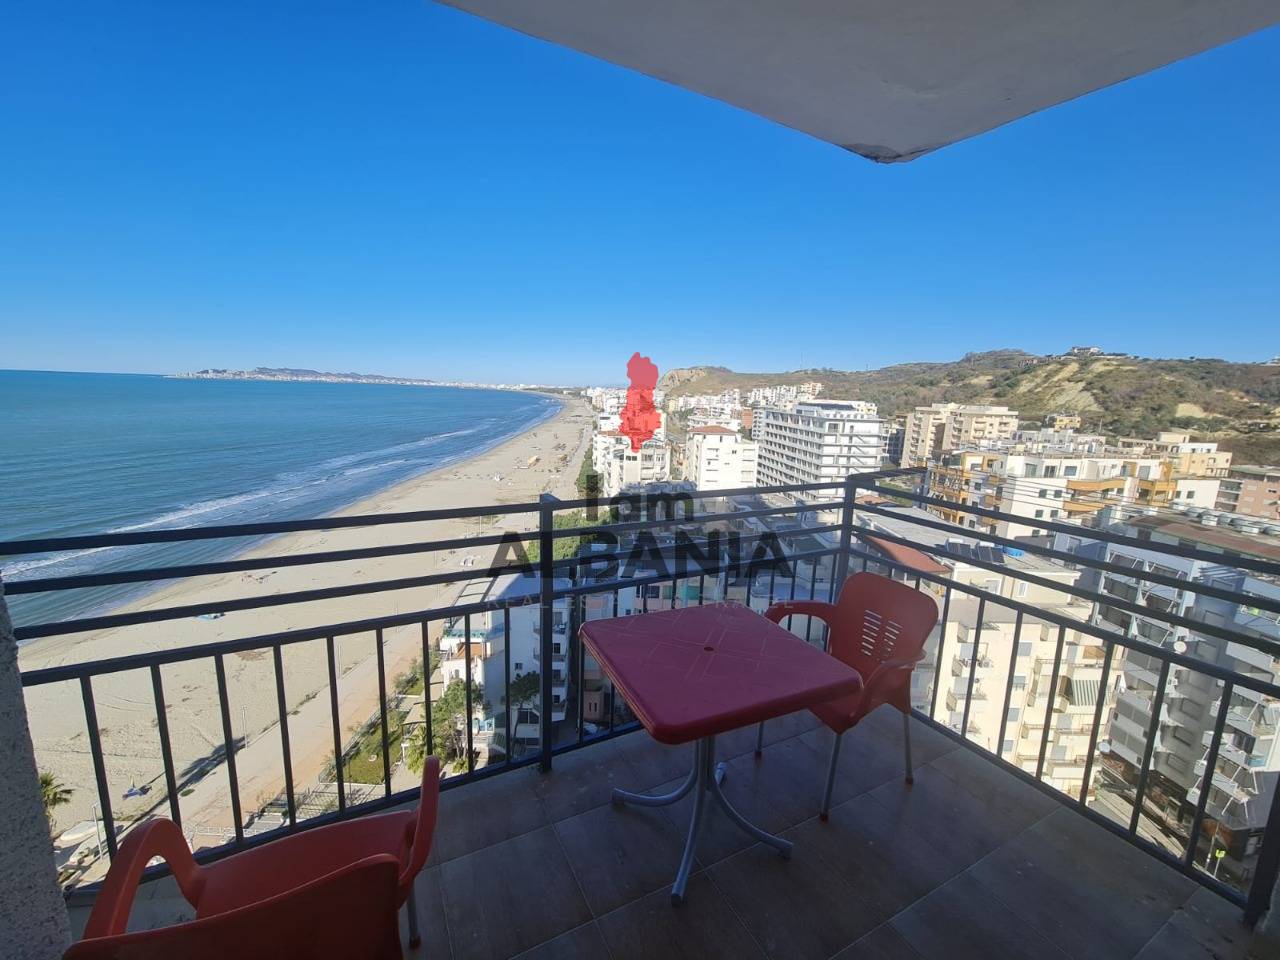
(0, 583, 70, 958)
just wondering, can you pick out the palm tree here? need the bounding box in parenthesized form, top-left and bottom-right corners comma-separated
(39, 771, 72, 829)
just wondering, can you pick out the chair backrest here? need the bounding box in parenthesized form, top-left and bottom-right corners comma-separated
(66, 854, 403, 960)
(828, 572, 938, 692)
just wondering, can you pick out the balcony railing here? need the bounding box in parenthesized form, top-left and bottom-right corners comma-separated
(4, 467, 1280, 927)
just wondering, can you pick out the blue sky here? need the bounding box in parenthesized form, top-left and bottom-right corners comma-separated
(2, 4, 1277, 385)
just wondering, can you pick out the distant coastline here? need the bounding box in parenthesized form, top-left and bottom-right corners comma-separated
(171, 366, 572, 392)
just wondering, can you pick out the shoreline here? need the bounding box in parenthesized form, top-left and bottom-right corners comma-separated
(21, 394, 593, 851)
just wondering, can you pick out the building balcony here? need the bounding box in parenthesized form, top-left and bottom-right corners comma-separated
(63, 709, 1245, 960)
(8, 469, 1277, 953)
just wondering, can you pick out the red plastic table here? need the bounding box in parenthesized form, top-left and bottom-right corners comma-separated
(579, 602, 863, 904)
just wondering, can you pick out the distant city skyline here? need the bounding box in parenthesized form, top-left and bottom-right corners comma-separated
(2, 7, 1277, 383)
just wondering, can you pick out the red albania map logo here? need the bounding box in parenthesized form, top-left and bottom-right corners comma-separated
(620, 352, 661, 452)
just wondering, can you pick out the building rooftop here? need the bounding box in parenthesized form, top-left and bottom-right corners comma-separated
(688, 425, 737, 435)
(1126, 515, 1280, 564)
(74, 711, 1251, 959)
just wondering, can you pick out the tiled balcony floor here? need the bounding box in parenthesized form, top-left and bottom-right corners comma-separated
(70, 707, 1254, 959)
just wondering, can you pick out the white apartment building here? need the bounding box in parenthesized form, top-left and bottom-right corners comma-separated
(851, 504, 1106, 795)
(755, 400, 887, 490)
(438, 573, 571, 762)
(1059, 514, 1280, 883)
(684, 426, 758, 491)
(1115, 431, 1233, 478)
(900, 402, 1019, 468)
(745, 382, 822, 408)
(600, 438, 671, 498)
(929, 444, 1220, 539)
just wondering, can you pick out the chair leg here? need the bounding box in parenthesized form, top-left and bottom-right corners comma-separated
(903, 710, 914, 785)
(406, 879, 421, 949)
(820, 732, 843, 821)
(754, 720, 765, 757)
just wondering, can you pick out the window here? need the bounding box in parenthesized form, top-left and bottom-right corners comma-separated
(1063, 465, 1078, 477)
(1015, 582, 1028, 598)
(1186, 490, 1195, 500)
(1002, 739, 1015, 754)
(1007, 707, 1021, 721)
(1034, 509, 1044, 518)
(1012, 675, 1027, 690)
(514, 662, 524, 672)
(1017, 642, 1032, 657)
(1038, 489, 1048, 499)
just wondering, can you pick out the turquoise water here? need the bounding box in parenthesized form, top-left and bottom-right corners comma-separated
(0, 371, 560, 628)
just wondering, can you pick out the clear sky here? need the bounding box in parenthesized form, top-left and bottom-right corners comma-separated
(2, 4, 1277, 385)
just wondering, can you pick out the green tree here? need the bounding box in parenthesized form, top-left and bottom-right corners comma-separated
(39, 771, 72, 829)
(405, 678, 484, 773)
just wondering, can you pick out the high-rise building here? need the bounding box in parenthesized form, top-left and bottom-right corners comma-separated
(1217, 466, 1280, 520)
(900, 402, 1019, 467)
(1059, 514, 1280, 879)
(755, 399, 887, 489)
(684, 426, 758, 490)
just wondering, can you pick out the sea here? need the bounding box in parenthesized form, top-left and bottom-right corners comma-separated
(0, 370, 561, 631)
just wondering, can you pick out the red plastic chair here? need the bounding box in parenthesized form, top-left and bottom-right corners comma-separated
(66, 853, 403, 960)
(758, 573, 938, 819)
(78, 756, 441, 950)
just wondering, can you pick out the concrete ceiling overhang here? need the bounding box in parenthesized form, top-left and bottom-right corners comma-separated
(438, 0, 1279, 161)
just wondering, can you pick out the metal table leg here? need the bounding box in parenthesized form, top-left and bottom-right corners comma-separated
(612, 733, 794, 905)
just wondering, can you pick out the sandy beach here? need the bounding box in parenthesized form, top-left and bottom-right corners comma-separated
(20, 394, 593, 858)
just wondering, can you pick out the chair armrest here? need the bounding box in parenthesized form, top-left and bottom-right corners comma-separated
(861, 655, 925, 708)
(764, 600, 838, 628)
(82, 819, 205, 939)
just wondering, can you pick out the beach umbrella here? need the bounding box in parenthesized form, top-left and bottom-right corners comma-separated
(436, 0, 1279, 162)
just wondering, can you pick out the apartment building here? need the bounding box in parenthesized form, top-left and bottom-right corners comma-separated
(929, 437, 1223, 539)
(684, 426, 758, 490)
(599, 437, 671, 498)
(899, 402, 1019, 468)
(1217, 465, 1280, 520)
(438, 573, 572, 762)
(755, 399, 887, 490)
(1115, 431, 1233, 478)
(850, 504, 1105, 795)
(1060, 515, 1280, 882)
(1045, 413, 1083, 431)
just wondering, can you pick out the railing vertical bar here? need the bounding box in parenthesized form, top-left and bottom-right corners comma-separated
(272, 644, 296, 826)
(961, 597, 986, 739)
(464, 614, 474, 773)
(80, 677, 117, 859)
(503, 609, 512, 765)
(325, 637, 345, 813)
(214, 654, 244, 841)
(537, 494, 557, 772)
(1184, 680, 1233, 868)
(767, 566, 777, 606)
(1129, 658, 1171, 837)
(996, 611, 1024, 759)
(375, 629, 392, 798)
(929, 585, 952, 720)
(1036, 625, 1067, 782)
(698, 574, 706, 606)
(1078, 640, 1115, 807)
(149, 665, 182, 827)
(671, 575, 679, 611)
(608, 588, 619, 734)
(421, 622, 433, 762)
(576, 592, 586, 745)
(1245, 768, 1280, 925)
(804, 558, 819, 644)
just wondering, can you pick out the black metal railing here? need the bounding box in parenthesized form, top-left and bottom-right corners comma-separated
(4, 466, 1280, 925)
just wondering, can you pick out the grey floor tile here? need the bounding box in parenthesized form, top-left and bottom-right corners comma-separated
(617, 732, 696, 791)
(968, 806, 1196, 960)
(926, 746, 1059, 826)
(867, 762, 1039, 868)
(430, 767, 550, 865)
(402, 866, 452, 960)
(555, 801, 688, 915)
(1154, 887, 1254, 960)
(791, 792, 970, 920)
(511, 921, 610, 960)
(598, 873, 766, 960)
(440, 826, 592, 960)
(709, 825, 880, 959)
(535, 739, 637, 821)
(832, 923, 925, 960)
(890, 873, 1072, 960)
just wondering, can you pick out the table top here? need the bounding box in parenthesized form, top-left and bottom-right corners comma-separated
(578, 602, 863, 745)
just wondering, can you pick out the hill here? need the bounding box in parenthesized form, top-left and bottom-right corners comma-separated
(659, 351, 1280, 464)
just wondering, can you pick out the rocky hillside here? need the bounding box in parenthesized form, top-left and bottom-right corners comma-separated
(660, 351, 1280, 464)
